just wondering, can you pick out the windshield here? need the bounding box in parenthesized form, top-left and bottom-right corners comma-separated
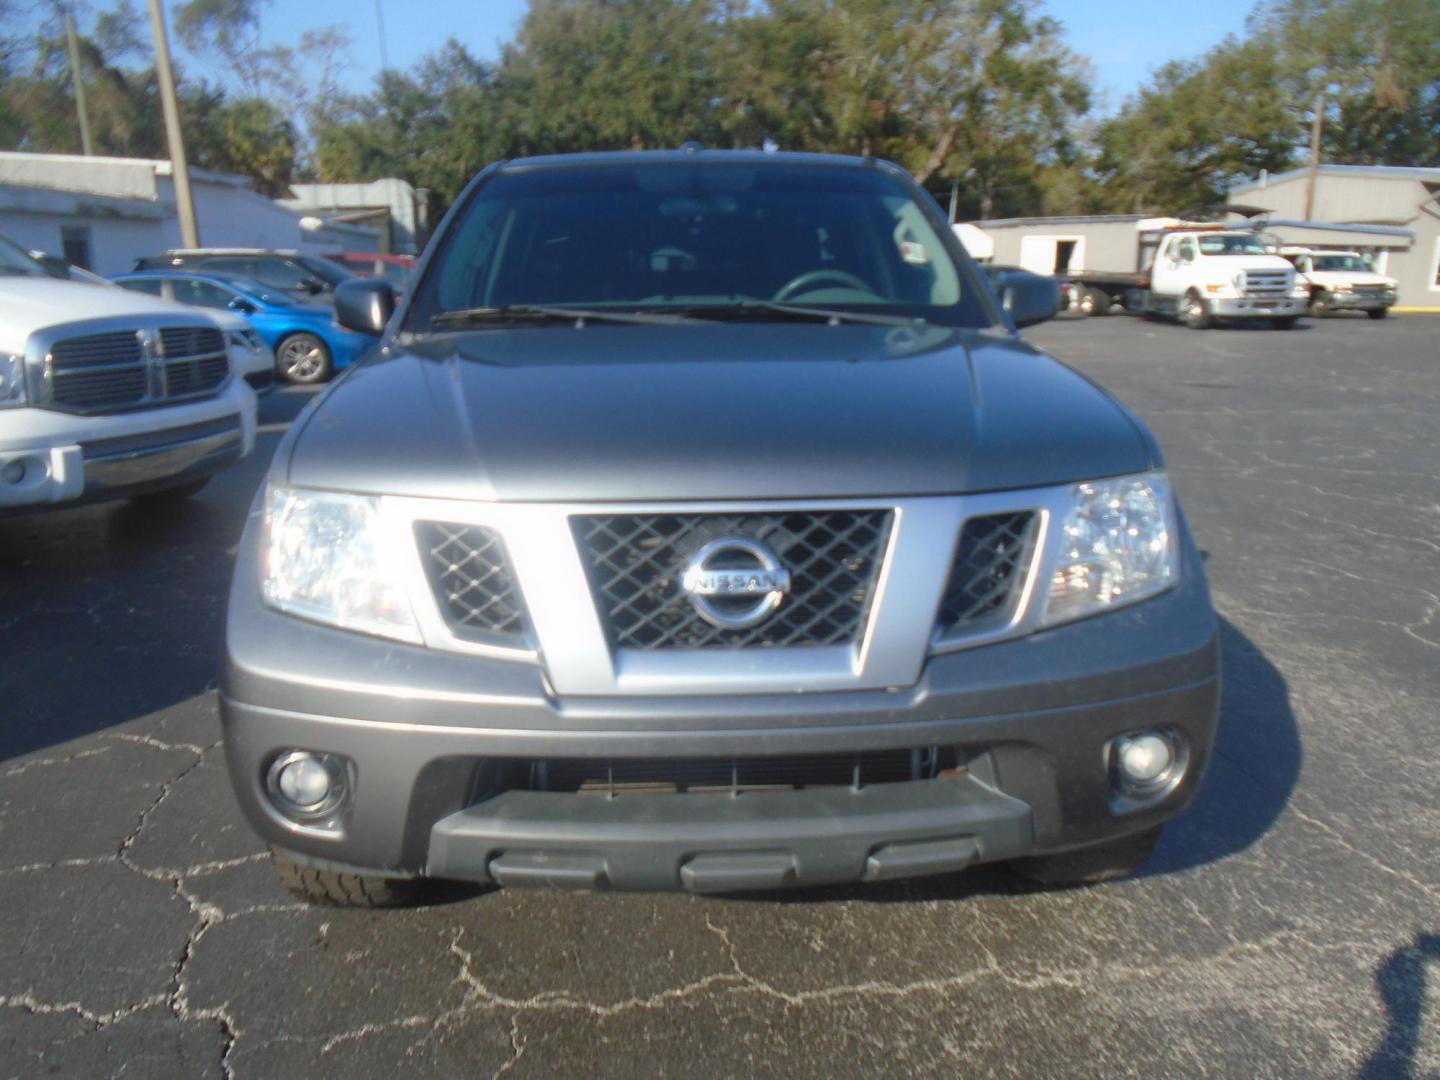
(222, 276, 296, 307)
(1197, 234, 1268, 256)
(297, 255, 355, 286)
(1313, 255, 1370, 272)
(407, 162, 988, 330)
(0, 234, 50, 278)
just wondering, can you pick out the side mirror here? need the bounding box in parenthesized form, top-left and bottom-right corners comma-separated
(228, 297, 256, 314)
(1004, 276, 1060, 329)
(335, 278, 396, 336)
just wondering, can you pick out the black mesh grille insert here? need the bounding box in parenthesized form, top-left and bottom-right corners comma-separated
(159, 326, 224, 358)
(532, 748, 953, 796)
(573, 510, 892, 650)
(936, 511, 1039, 635)
(416, 522, 529, 645)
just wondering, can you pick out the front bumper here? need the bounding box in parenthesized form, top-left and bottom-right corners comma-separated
(1329, 292, 1394, 311)
(0, 380, 256, 509)
(222, 520, 1220, 891)
(1211, 296, 1305, 318)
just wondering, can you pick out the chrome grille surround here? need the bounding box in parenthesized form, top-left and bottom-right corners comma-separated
(25, 316, 230, 415)
(572, 510, 893, 650)
(378, 488, 1085, 697)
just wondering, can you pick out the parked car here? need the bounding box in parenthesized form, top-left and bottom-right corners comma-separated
(327, 252, 417, 292)
(221, 150, 1218, 908)
(111, 271, 373, 384)
(131, 249, 356, 300)
(1281, 248, 1397, 318)
(0, 233, 255, 512)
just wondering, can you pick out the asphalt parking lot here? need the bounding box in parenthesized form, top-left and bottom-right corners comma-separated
(2, 312, 1437, 1078)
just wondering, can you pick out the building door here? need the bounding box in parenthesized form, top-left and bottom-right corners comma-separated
(60, 225, 92, 271)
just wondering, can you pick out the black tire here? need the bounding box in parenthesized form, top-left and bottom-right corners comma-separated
(273, 848, 421, 907)
(1182, 292, 1213, 330)
(130, 478, 208, 505)
(1368, 307, 1389, 320)
(1078, 286, 1110, 317)
(1309, 290, 1331, 317)
(1012, 826, 1163, 887)
(275, 332, 333, 385)
(1272, 316, 1298, 330)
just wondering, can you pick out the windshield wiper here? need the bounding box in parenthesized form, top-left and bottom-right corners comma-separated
(431, 304, 698, 328)
(679, 298, 925, 328)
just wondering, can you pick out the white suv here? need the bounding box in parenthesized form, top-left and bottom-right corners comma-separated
(1286, 249, 1397, 319)
(0, 235, 256, 511)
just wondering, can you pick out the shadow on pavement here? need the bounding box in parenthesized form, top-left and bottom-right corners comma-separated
(0, 389, 314, 762)
(734, 615, 1300, 906)
(1361, 934, 1440, 1079)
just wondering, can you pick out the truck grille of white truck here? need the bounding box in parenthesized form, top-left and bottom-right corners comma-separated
(47, 326, 227, 413)
(1240, 270, 1291, 297)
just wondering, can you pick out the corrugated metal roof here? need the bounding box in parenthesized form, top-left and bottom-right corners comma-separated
(1234, 164, 1440, 191)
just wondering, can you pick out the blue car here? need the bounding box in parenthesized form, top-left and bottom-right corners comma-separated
(110, 271, 374, 384)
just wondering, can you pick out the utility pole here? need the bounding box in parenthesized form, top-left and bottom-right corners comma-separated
(375, 0, 389, 71)
(948, 179, 958, 223)
(1304, 92, 1325, 221)
(64, 11, 94, 156)
(147, 0, 200, 247)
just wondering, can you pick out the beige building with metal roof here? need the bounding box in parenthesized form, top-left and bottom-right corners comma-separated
(1230, 165, 1440, 312)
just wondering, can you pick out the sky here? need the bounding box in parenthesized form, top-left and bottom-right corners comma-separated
(183, 0, 1259, 117)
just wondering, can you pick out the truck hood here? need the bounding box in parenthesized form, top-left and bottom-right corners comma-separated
(1303, 270, 1397, 288)
(284, 324, 1157, 502)
(0, 276, 219, 352)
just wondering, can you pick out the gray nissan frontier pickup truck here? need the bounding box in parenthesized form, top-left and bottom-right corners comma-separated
(222, 150, 1219, 906)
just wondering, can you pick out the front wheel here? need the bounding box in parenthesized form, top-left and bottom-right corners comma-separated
(273, 849, 421, 907)
(1368, 307, 1390, 320)
(276, 333, 333, 385)
(1012, 826, 1163, 887)
(1182, 292, 1214, 330)
(1309, 290, 1331, 317)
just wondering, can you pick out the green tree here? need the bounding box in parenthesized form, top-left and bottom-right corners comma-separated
(1092, 38, 1299, 213)
(1251, 0, 1440, 166)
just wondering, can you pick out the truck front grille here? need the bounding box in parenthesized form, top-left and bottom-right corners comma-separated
(1241, 270, 1290, 297)
(47, 326, 227, 413)
(416, 522, 530, 646)
(573, 509, 892, 650)
(935, 511, 1039, 638)
(529, 747, 956, 796)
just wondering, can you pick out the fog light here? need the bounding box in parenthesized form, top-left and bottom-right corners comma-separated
(1, 459, 24, 485)
(265, 750, 349, 822)
(1108, 729, 1184, 803)
(1118, 733, 1172, 783)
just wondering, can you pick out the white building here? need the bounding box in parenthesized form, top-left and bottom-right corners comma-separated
(282, 178, 426, 254)
(1230, 165, 1440, 312)
(0, 151, 379, 276)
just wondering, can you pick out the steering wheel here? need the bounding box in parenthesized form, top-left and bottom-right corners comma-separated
(772, 269, 876, 303)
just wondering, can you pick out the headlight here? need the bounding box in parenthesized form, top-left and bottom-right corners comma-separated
(261, 487, 421, 643)
(1332, 283, 1352, 293)
(1042, 471, 1177, 626)
(0, 354, 27, 408)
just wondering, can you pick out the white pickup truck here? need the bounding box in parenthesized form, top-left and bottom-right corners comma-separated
(0, 235, 256, 512)
(1283, 249, 1397, 319)
(1068, 221, 1309, 329)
